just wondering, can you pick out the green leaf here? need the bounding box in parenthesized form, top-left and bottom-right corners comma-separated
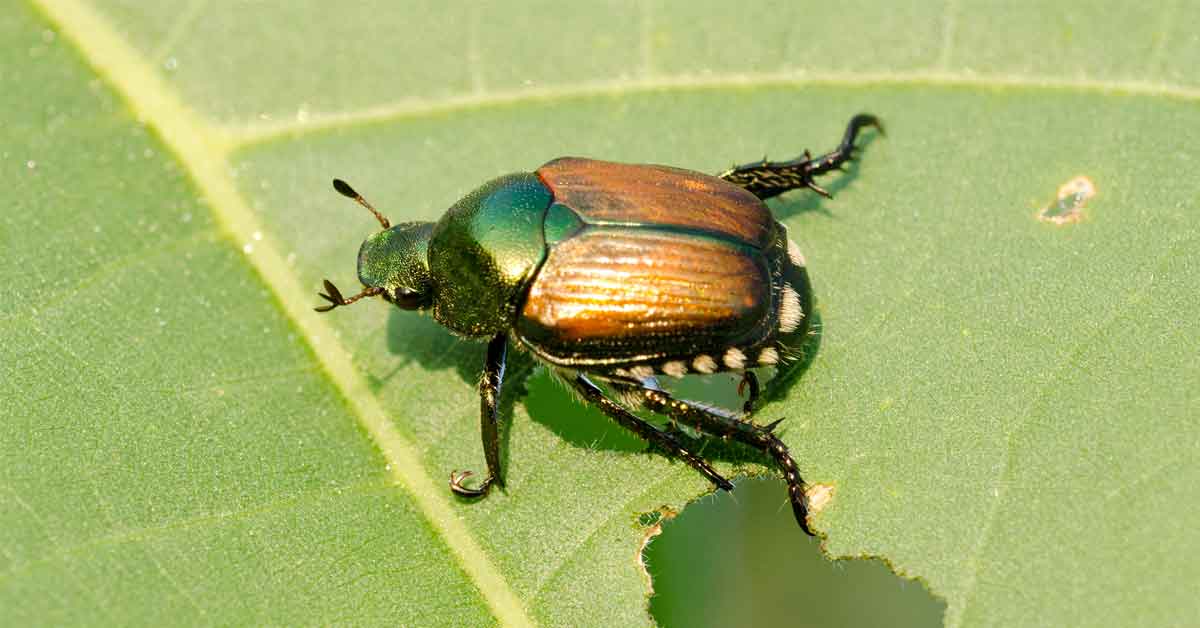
(4, 1, 1197, 626)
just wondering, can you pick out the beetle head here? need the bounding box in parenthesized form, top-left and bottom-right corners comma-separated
(356, 222, 433, 310)
(315, 179, 433, 313)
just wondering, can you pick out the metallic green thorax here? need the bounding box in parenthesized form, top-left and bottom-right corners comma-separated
(427, 173, 551, 336)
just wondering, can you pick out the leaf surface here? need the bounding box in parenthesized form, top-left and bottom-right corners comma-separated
(4, 1, 1198, 625)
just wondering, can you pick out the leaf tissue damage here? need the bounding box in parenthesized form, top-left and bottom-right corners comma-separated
(1038, 175, 1096, 225)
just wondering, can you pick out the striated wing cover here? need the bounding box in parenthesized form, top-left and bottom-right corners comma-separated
(516, 226, 772, 365)
(536, 157, 775, 250)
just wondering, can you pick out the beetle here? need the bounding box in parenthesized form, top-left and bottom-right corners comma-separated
(316, 114, 882, 535)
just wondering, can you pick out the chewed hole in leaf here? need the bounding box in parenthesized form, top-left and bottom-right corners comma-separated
(1038, 175, 1097, 225)
(646, 478, 944, 627)
(806, 482, 836, 514)
(638, 507, 677, 595)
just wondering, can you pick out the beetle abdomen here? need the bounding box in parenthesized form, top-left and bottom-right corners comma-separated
(516, 226, 773, 366)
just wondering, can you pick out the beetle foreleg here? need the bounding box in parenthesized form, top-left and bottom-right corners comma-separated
(634, 385, 814, 535)
(718, 113, 883, 200)
(570, 374, 734, 492)
(450, 332, 508, 498)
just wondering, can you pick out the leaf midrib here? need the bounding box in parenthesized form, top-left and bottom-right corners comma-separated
(32, 1, 534, 626)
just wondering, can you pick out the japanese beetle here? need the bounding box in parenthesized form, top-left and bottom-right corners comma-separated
(317, 114, 882, 535)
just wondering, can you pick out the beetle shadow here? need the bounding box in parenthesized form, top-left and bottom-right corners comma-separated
(520, 310, 826, 471)
(373, 298, 825, 481)
(376, 310, 647, 460)
(761, 310, 825, 407)
(766, 131, 881, 221)
(372, 310, 537, 490)
(520, 370, 776, 468)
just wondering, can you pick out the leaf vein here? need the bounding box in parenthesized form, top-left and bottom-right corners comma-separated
(223, 71, 1200, 149)
(531, 465, 680, 598)
(0, 228, 219, 326)
(950, 230, 1198, 627)
(0, 479, 390, 584)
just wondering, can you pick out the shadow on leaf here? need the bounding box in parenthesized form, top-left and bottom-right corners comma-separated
(377, 303, 824, 479)
(766, 130, 880, 221)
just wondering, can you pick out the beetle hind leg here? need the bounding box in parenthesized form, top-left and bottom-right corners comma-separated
(629, 380, 815, 535)
(719, 113, 883, 200)
(570, 374, 734, 492)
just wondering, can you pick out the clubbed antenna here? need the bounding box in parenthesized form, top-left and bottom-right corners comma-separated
(333, 178, 390, 229)
(314, 279, 383, 312)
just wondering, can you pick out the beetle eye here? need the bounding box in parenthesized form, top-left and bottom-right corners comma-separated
(386, 287, 428, 311)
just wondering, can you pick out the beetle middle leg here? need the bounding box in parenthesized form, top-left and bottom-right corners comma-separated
(570, 374, 734, 492)
(630, 380, 814, 535)
(719, 113, 883, 200)
(450, 332, 508, 497)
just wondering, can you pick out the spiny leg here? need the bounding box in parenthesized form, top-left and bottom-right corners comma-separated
(571, 374, 734, 492)
(450, 332, 508, 497)
(633, 382, 812, 535)
(719, 113, 883, 200)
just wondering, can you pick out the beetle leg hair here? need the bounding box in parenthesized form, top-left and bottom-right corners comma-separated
(632, 382, 815, 535)
(450, 332, 508, 498)
(570, 374, 734, 492)
(718, 113, 883, 200)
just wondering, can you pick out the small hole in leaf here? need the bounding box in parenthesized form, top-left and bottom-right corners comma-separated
(645, 478, 945, 627)
(1038, 175, 1096, 225)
